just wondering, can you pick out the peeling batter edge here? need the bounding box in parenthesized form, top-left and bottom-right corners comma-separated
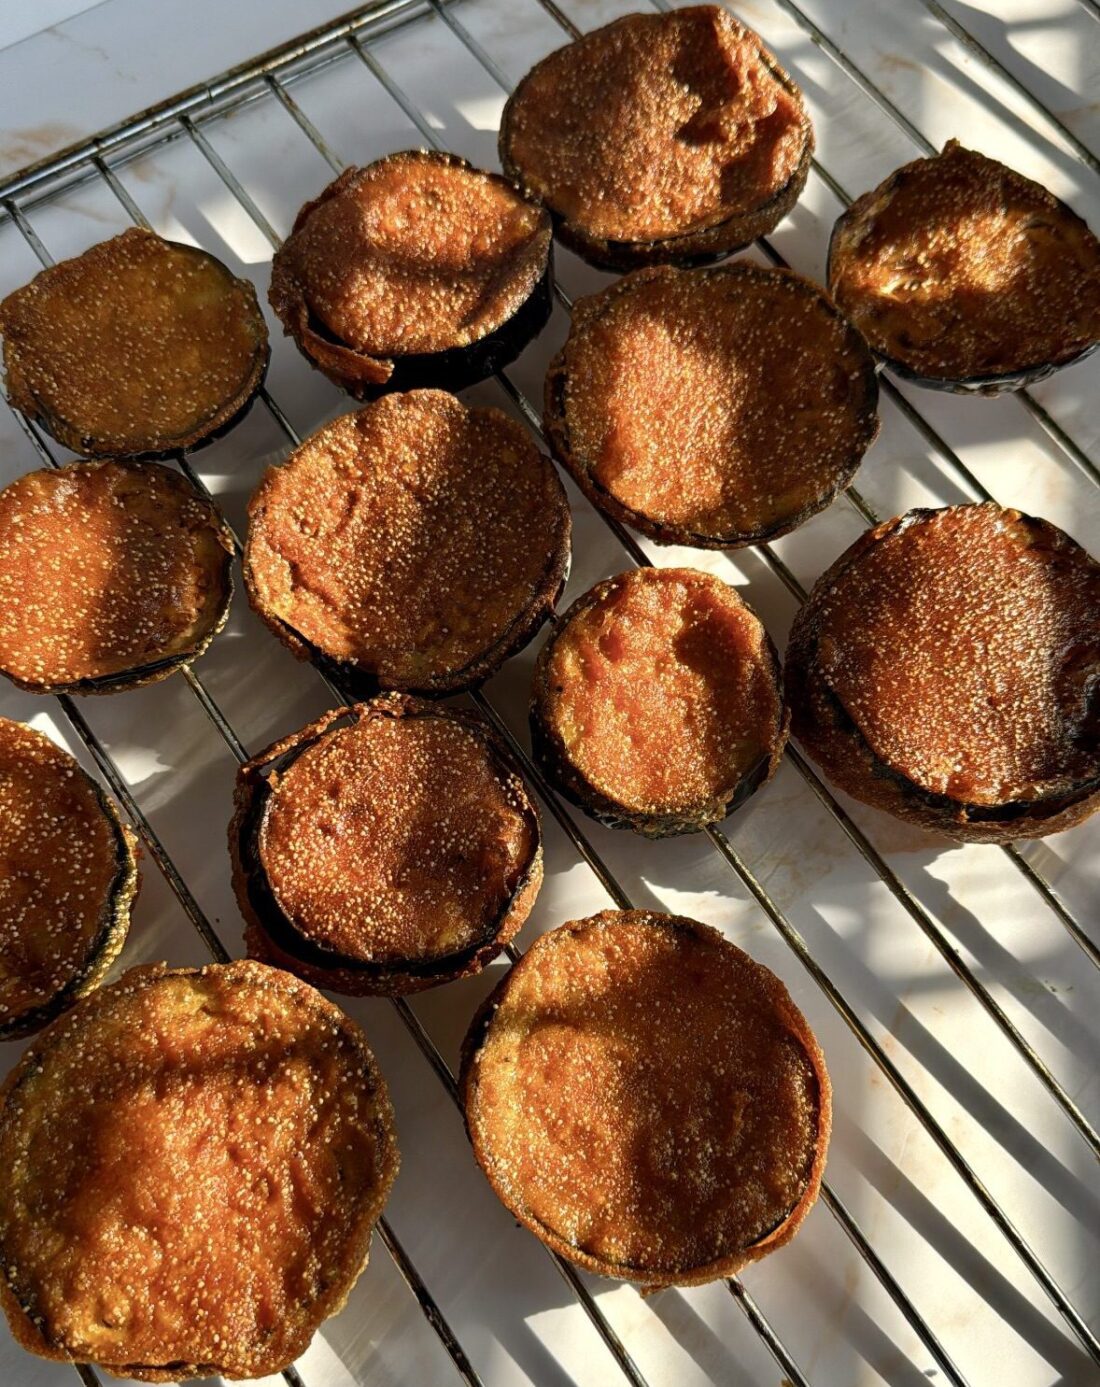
(0, 775, 138, 1043)
(500, 48, 813, 273)
(785, 507, 1100, 842)
(543, 263, 880, 549)
(529, 576, 790, 838)
(229, 698, 544, 996)
(458, 911, 832, 1288)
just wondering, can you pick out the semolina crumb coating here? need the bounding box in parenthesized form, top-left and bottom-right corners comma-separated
(0, 459, 234, 694)
(0, 960, 399, 1380)
(244, 390, 571, 695)
(546, 262, 879, 546)
(828, 141, 1100, 388)
(532, 567, 787, 834)
(501, 6, 812, 267)
(0, 717, 137, 1041)
(462, 910, 830, 1285)
(0, 227, 269, 457)
(231, 697, 542, 995)
(786, 503, 1100, 841)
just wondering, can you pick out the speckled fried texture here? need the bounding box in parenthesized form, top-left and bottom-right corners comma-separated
(545, 263, 879, 547)
(828, 141, 1100, 388)
(531, 567, 787, 836)
(462, 910, 830, 1285)
(244, 390, 571, 695)
(230, 697, 542, 995)
(786, 503, 1100, 842)
(269, 151, 551, 392)
(0, 960, 399, 1380)
(500, 6, 812, 270)
(0, 460, 234, 695)
(0, 718, 137, 1041)
(0, 228, 268, 457)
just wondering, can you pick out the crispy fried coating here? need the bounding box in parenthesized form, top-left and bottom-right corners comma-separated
(0, 460, 233, 694)
(0, 960, 399, 1380)
(462, 910, 830, 1285)
(0, 228, 268, 456)
(786, 503, 1100, 841)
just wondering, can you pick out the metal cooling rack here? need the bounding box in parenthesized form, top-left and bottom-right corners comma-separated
(0, 2, 1096, 1384)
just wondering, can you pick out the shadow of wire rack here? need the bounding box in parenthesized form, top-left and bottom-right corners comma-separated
(0, 0, 1097, 1384)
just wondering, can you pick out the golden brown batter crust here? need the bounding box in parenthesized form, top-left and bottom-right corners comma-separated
(501, 7, 812, 270)
(244, 390, 571, 695)
(531, 567, 787, 835)
(269, 151, 552, 395)
(786, 503, 1100, 841)
(229, 697, 542, 995)
(0, 718, 137, 1041)
(462, 910, 830, 1285)
(828, 141, 1100, 390)
(0, 960, 399, 1380)
(0, 460, 234, 695)
(0, 228, 268, 457)
(545, 263, 879, 547)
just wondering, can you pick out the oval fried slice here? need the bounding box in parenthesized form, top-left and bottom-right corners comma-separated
(546, 263, 879, 546)
(0, 460, 234, 694)
(0, 228, 269, 456)
(0, 960, 398, 1380)
(230, 696, 542, 995)
(0, 718, 137, 1041)
(828, 141, 1100, 391)
(245, 390, 571, 695)
(501, 6, 812, 269)
(269, 150, 552, 396)
(786, 503, 1100, 841)
(462, 910, 830, 1285)
(532, 567, 787, 835)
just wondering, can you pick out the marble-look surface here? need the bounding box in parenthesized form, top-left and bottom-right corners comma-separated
(0, 3, 1097, 1386)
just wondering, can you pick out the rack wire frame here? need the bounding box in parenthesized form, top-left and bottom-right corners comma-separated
(0, 1, 1095, 1384)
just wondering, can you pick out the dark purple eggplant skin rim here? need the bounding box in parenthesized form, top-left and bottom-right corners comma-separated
(786, 505, 1100, 833)
(499, 20, 813, 274)
(235, 701, 542, 982)
(529, 575, 790, 838)
(0, 762, 137, 1042)
(825, 186, 1100, 397)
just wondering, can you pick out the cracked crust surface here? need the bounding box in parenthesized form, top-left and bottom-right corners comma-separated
(786, 503, 1100, 841)
(0, 960, 398, 1380)
(0, 718, 137, 1041)
(501, 6, 812, 268)
(545, 263, 879, 547)
(462, 910, 830, 1285)
(244, 390, 571, 695)
(0, 228, 268, 457)
(0, 460, 233, 695)
(828, 141, 1100, 388)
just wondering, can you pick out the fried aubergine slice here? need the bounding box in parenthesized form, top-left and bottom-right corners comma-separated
(500, 6, 813, 272)
(531, 567, 787, 836)
(0, 459, 234, 695)
(545, 263, 879, 547)
(827, 141, 1100, 393)
(462, 909, 830, 1286)
(230, 696, 543, 996)
(245, 390, 571, 696)
(786, 503, 1100, 842)
(269, 150, 553, 397)
(0, 718, 138, 1041)
(0, 960, 399, 1381)
(0, 227, 269, 456)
